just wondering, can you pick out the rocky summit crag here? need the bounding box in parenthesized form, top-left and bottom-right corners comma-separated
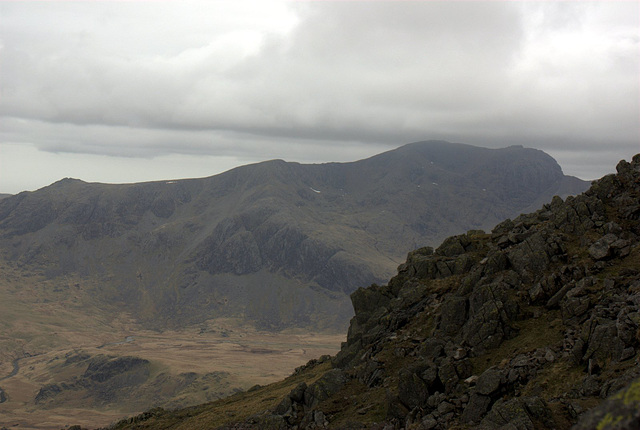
(0, 141, 586, 332)
(109, 154, 640, 430)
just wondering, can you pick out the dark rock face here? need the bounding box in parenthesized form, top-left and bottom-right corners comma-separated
(34, 383, 62, 405)
(34, 355, 151, 407)
(84, 356, 150, 383)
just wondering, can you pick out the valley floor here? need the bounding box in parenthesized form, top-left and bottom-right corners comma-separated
(0, 262, 343, 429)
(0, 313, 343, 430)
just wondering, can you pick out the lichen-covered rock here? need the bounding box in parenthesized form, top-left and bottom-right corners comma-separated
(462, 300, 511, 351)
(275, 382, 307, 416)
(572, 377, 640, 430)
(435, 235, 469, 257)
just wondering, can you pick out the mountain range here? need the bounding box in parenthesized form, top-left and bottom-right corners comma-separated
(0, 141, 588, 332)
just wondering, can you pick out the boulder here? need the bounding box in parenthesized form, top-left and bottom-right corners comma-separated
(274, 395, 293, 417)
(419, 338, 445, 361)
(481, 396, 554, 430)
(398, 369, 429, 410)
(583, 321, 625, 363)
(588, 234, 619, 260)
(436, 235, 469, 257)
(476, 367, 503, 396)
(461, 393, 492, 424)
(290, 382, 307, 404)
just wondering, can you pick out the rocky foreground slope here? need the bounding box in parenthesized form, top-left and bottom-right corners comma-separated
(107, 154, 640, 430)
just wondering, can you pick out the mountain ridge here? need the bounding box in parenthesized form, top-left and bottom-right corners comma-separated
(0, 141, 588, 332)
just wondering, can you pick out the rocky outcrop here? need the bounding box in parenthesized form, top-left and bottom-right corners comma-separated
(34, 353, 236, 417)
(34, 355, 151, 407)
(34, 383, 62, 405)
(83, 356, 150, 384)
(208, 154, 640, 429)
(274, 368, 348, 425)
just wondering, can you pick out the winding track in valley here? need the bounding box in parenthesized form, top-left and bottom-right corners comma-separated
(0, 357, 21, 401)
(0, 358, 20, 382)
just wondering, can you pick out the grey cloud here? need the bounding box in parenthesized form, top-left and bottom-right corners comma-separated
(1, 116, 388, 166)
(0, 0, 638, 182)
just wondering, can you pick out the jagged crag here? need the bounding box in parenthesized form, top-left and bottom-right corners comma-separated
(108, 155, 640, 430)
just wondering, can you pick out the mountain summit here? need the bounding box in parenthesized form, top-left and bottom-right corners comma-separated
(0, 141, 587, 331)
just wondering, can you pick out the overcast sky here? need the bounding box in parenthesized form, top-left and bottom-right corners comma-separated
(1, 1, 638, 194)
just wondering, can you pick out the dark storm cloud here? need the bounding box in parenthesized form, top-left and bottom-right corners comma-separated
(0, 0, 638, 188)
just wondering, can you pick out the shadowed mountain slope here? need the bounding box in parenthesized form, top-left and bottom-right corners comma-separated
(0, 141, 588, 331)
(106, 154, 640, 429)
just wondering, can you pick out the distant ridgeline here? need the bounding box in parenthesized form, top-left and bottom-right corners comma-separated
(107, 155, 640, 429)
(0, 141, 588, 331)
